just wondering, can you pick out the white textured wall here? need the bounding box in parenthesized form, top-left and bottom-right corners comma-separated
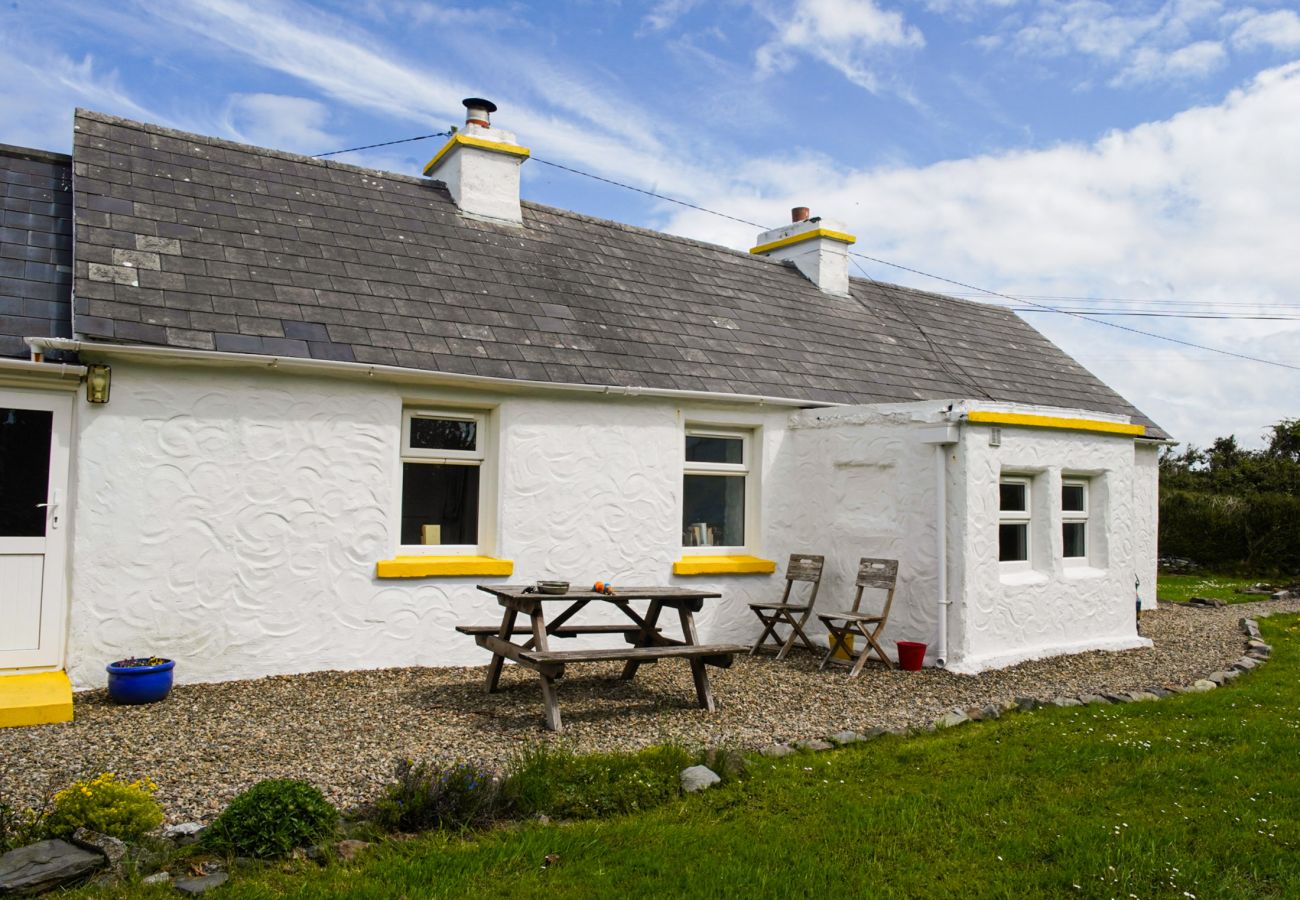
(65, 362, 792, 687)
(948, 424, 1151, 673)
(63, 362, 1158, 686)
(1133, 443, 1160, 611)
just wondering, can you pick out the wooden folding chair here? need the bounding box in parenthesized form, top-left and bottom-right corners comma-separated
(818, 558, 898, 677)
(748, 554, 824, 660)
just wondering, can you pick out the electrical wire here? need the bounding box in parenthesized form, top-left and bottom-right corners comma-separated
(312, 132, 450, 158)
(311, 132, 1300, 373)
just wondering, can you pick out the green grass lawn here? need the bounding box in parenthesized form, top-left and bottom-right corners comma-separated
(1156, 573, 1275, 604)
(85, 613, 1300, 899)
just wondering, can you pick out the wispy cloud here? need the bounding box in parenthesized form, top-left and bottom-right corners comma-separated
(1111, 39, 1227, 85)
(220, 94, 340, 155)
(1229, 8, 1300, 52)
(752, 0, 924, 93)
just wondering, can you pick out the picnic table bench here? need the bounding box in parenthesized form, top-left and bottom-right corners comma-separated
(464, 585, 746, 731)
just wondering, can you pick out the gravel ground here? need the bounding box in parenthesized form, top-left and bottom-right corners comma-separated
(2, 599, 1295, 824)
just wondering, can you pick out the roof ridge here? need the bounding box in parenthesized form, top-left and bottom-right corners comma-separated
(0, 142, 71, 165)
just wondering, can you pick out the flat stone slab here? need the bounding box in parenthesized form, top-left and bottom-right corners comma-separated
(680, 765, 721, 793)
(827, 730, 862, 745)
(1079, 694, 1110, 705)
(0, 839, 103, 895)
(1234, 657, 1259, 671)
(934, 711, 969, 728)
(1188, 679, 1217, 692)
(174, 871, 229, 895)
(793, 739, 833, 751)
(760, 743, 795, 758)
(1052, 697, 1083, 707)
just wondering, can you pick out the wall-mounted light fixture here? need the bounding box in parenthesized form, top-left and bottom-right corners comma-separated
(86, 364, 111, 404)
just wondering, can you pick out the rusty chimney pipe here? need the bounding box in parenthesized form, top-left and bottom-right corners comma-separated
(462, 97, 497, 129)
(791, 206, 810, 223)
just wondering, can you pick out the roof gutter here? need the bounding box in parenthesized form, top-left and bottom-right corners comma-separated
(25, 337, 838, 410)
(0, 354, 87, 388)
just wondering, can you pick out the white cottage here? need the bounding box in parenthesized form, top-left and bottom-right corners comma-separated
(0, 104, 1164, 725)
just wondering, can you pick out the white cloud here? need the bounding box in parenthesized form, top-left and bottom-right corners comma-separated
(221, 94, 339, 155)
(661, 62, 1300, 447)
(1111, 39, 1227, 84)
(1231, 8, 1300, 51)
(753, 0, 924, 93)
(639, 0, 700, 34)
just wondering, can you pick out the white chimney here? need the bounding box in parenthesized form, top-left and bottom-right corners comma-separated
(423, 98, 530, 225)
(750, 207, 856, 296)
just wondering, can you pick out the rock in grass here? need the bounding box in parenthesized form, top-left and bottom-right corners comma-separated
(1129, 691, 1160, 702)
(793, 739, 833, 752)
(979, 704, 1002, 720)
(1015, 696, 1040, 712)
(162, 822, 204, 847)
(934, 711, 969, 729)
(334, 840, 373, 863)
(1188, 679, 1217, 692)
(174, 871, 229, 895)
(828, 731, 861, 745)
(761, 743, 794, 758)
(141, 871, 171, 885)
(1103, 693, 1132, 704)
(1052, 697, 1083, 707)
(680, 765, 721, 793)
(1234, 656, 1259, 671)
(70, 828, 127, 872)
(0, 840, 104, 895)
(1207, 672, 1230, 685)
(1079, 694, 1110, 705)
(860, 727, 888, 741)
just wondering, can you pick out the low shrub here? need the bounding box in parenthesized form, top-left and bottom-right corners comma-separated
(502, 744, 694, 820)
(203, 779, 338, 859)
(0, 801, 50, 852)
(369, 760, 501, 832)
(46, 773, 164, 841)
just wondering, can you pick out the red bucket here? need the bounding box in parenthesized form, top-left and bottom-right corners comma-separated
(896, 641, 927, 671)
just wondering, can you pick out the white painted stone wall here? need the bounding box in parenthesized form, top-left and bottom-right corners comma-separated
(947, 422, 1152, 673)
(62, 362, 1158, 686)
(1133, 443, 1161, 612)
(64, 361, 791, 687)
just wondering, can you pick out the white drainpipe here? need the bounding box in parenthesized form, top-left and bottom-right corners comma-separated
(934, 441, 949, 667)
(920, 415, 960, 668)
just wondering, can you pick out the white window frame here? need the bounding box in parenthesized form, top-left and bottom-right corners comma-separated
(1061, 477, 1089, 564)
(681, 427, 756, 555)
(998, 476, 1032, 569)
(397, 408, 492, 556)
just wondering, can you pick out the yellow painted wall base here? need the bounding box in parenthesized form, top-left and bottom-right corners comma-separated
(376, 556, 514, 578)
(673, 555, 777, 575)
(0, 671, 73, 728)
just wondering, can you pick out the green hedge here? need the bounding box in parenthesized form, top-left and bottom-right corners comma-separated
(1160, 489, 1300, 573)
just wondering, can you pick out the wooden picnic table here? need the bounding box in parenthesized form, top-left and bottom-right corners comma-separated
(460, 585, 747, 731)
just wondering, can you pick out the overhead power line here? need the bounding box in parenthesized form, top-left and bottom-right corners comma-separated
(311, 132, 1300, 373)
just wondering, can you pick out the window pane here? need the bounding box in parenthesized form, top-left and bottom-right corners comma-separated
(998, 523, 1028, 562)
(1062, 483, 1086, 512)
(683, 474, 745, 546)
(685, 435, 743, 465)
(410, 417, 476, 452)
(1063, 522, 1087, 558)
(999, 481, 1027, 512)
(401, 463, 479, 544)
(0, 408, 53, 538)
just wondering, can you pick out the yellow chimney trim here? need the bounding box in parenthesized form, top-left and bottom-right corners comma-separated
(750, 228, 857, 256)
(423, 134, 531, 176)
(967, 411, 1146, 437)
(376, 555, 514, 578)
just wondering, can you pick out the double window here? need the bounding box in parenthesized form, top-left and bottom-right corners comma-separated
(998, 475, 1092, 567)
(682, 429, 749, 550)
(400, 409, 486, 552)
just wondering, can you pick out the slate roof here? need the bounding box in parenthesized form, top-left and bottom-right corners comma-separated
(68, 109, 1166, 437)
(0, 145, 73, 358)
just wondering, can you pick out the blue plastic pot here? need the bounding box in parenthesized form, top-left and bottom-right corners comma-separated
(106, 658, 175, 705)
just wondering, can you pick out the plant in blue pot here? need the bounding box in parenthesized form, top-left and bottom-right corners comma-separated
(106, 656, 175, 705)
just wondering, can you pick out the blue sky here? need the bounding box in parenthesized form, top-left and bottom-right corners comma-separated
(3, 0, 1299, 447)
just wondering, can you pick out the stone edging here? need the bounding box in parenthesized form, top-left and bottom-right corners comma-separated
(758, 614, 1277, 757)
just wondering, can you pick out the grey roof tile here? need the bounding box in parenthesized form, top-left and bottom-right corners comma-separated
(64, 109, 1167, 437)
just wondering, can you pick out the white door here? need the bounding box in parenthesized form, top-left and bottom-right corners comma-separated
(0, 389, 71, 670)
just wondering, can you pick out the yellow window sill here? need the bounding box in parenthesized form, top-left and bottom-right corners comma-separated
(673, 555, 777, 576)
(375, 556, 514, 578)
